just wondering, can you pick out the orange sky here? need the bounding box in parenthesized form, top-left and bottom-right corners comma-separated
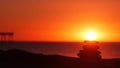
(0, 0, 120, 42)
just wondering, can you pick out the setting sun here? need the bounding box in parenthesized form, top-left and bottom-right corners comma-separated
(86, 32, 96, 41)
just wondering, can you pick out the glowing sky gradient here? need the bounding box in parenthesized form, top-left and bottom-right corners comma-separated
(0, 0, 120, 41)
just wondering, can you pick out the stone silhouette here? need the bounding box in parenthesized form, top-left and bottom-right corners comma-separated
(77, 40, 102, 68)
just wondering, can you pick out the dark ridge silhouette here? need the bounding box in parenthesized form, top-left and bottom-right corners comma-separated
(0, 49, 119, 68)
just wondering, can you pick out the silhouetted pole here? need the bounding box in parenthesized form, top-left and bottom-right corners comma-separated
(0, 33, 1, 41)
(0, 32, 14, 42)
(0, 32, 7, 42)
(7, 32, 14, 42)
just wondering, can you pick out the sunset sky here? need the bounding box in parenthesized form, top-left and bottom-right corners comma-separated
(0, 0, 120, 42)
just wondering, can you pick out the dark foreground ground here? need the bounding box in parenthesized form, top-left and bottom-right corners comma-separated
(0, 49, 120, 68)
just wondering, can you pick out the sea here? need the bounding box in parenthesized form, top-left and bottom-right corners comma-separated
(0, 42, 120, 59)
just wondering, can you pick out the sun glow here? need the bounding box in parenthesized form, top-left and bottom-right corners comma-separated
(86, 32, 96, 41)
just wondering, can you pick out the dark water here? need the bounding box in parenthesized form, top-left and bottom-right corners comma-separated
(0, 42, 120, 59)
